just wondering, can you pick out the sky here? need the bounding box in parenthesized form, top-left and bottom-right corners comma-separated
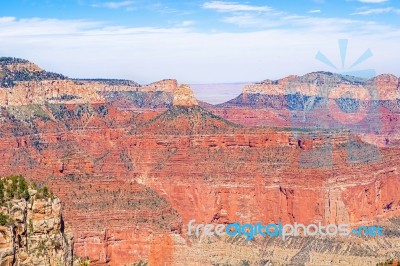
(0, 0, 400, 87)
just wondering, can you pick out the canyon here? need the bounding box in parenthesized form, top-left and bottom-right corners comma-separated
(0, 57, 399, 265)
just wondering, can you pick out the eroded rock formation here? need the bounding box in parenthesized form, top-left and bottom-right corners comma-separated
(172, 84, 198, 107)
(0, 175, 73, 266)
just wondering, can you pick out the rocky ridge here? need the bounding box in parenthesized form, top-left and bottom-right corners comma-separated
(212, 72, 400, 132)
(0, 57, 66, 88)
(0, 57, 179, 107)
(240, 72, 399, 100)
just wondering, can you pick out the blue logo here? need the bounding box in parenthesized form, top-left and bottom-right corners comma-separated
(316, 39, 375, 78)
(288, 39, 382, 169)
(188, 220, 384, 241)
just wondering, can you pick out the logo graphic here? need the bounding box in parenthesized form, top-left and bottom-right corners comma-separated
(314, 39, 381, 132)
(316, 39, 375, 78)
(188, 220, 384, 241)
(288, 39, 381, 169)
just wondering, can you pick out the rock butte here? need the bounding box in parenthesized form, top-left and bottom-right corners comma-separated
(0, 58, 399, 265)
(173, 84, 198, 107)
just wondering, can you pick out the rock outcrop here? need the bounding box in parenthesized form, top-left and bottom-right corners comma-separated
(234, 72, 400, 102)
(0, 175, 73, 266)
(172, 84, 198, 107)
(0, 57, 179, 107)
(0, 78, 179, 107)
(0, 57, 66, 88)
(211, 72, 400, 131)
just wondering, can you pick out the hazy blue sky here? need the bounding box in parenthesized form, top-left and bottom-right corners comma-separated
(0, 0, 399, 84)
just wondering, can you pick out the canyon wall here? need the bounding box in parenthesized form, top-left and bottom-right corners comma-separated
(0, 102, 399, 265)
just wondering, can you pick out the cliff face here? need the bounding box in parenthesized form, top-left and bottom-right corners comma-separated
(240, 72, 396, 99)
(0, 104, 398, 265)
(0, 175, 73, 266)
(172, 84, 198, 107)
(0, 79, 178, 107)
(212, 73, 400, 132)
(0, 57, 178, 107)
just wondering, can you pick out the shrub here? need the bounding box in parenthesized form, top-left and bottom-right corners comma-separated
(0, 175, 34, 205)
(0, 212, 13, 226)
(0, 180, 4, 204)
(74, 256, 91, 266)
(134, 261, 148, 266)
(35, 185, 53, 200)
(29, 219, 33, 233)
(377, 259, 400, 266)
(2, 175, 30, 201)
(78, 261, 90, 266)
(240, 260, 250, 266)
(6, 175, 19, 198)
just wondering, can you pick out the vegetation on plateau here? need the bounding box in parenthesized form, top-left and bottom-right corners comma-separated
(0, 175, 54, 205)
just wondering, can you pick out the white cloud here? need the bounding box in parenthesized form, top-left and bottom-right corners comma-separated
(92, 1, 134, 9)
(0, 17, 16, 23)
(180, 20, 195, 27)
(147, 3, 180, 14)
(218, 10, 376, 33)
(0, 16, 399, 85)
(221, 14, 281, 27)
(308, 10, 321, 13)
(352, 7, 399, 15)
(357, 0, 388, 3)
(0, 18, 103, 36)
(202, 1, 271, 12)
(0, 17, 187, 38)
